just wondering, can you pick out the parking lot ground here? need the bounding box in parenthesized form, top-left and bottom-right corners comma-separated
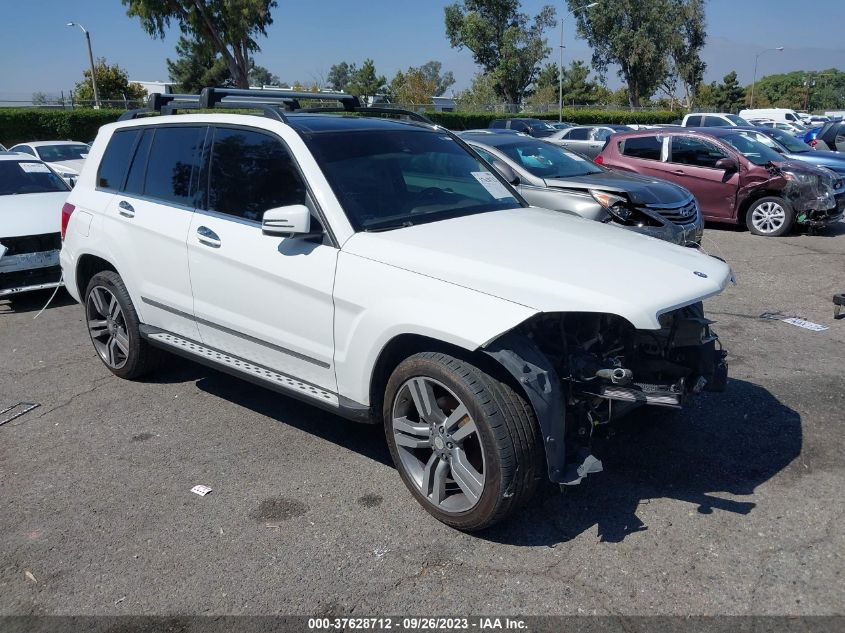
(1, 222, 844, 617)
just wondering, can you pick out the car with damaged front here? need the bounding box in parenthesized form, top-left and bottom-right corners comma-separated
(460, 131, 704, 246)
(0, 152, 69, 297)
(8, 141, 91, 187)
(60, 89, 732, 531)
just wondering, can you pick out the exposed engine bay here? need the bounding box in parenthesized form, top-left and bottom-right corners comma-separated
(489, 303, 728, 487)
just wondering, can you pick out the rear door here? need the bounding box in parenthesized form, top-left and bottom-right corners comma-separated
(616, 134, 672, 179)
(186, 125, 338, 391)
(557, 127, 592, 155)
(101, 125, 206, 339)
(667, 135, 739, 220)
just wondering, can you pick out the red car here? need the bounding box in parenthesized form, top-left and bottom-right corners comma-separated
(596, 128, 844, 236)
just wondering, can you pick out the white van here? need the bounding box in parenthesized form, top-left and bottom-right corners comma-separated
(739, 108, 805, 127)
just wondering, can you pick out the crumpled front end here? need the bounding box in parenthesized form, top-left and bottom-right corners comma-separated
(781, 165, 844, 227)
(0, 232, 63, 297)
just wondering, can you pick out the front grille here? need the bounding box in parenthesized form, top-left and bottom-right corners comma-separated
(0, 232, 61, 256)
(642, 199, 699, 225)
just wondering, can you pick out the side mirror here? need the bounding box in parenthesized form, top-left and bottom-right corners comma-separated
(262, 204, 312, 236)
(715, 158, 739, 172)
(492, 160, 520, 185)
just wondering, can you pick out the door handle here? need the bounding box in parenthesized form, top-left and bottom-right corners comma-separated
(672, 169, 686, 175)
(118, 200, 135, 217)
(196, 225, 221, 248)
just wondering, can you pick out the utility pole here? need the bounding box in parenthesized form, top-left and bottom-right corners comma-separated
(67, 22, 100, 109)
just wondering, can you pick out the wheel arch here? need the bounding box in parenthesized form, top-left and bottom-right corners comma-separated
(75, 254, 119, 299)
(737, 189, 786, 225)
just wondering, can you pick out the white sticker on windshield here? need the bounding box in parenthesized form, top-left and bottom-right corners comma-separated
(19, 162, 50, 174)
(471, 171, 512, 199)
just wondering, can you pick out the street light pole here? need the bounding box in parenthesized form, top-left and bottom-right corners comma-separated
(67, 22, 100, 109)
(559, 2, 599, 122)
(750, 46, 784, 109)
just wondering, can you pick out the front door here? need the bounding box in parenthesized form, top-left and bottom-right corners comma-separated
(186, 125, 338, 391)
(667, 135, 740, 220)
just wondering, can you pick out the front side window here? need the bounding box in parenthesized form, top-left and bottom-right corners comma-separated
(206, 127, 306, 222)
(35, 144, 89, 162)
(0, 161, 69, 195)
(304, 129, 521, 231)
(704, 116, 731, 127)
(497, 141, 602, 178)
(670, 136, 728, 168)
(686, 115, 702, 126)
(143, 126, 205, 206)
(620, 136, 664, 161)
(98, 129, 141, 190)
(726, 115, 750, 126)
(11, 145, 36, 157)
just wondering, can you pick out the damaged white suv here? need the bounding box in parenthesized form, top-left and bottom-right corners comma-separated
(61, 89, 731, 530)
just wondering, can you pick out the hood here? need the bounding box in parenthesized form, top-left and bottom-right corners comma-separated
(544, 171, 692, 206)
(784, 151, 845, 174)
(0, 191, 68, 239)
(46, 159, 85, 175)
(343, 207, 731, 331)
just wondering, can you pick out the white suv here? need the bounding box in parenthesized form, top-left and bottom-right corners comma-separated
(60, 89, 731, 530)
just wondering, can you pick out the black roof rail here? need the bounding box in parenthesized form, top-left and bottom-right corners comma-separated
(296, 106, 433, 125)
(199, 87, 361, 111)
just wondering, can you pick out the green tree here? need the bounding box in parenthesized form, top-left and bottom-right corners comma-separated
(668, 0, 706, 109)
(418, 61, 456, 96)
(167, 35, 231, 92)
(75, 58, 147, 103)
(346, 59, 386, 103)
(327, 61, 357, 92)
(249, 63, 280, 87)
(752, 69, 845, 111)
(527, 60, 599, 107)
(568, 0, 671, 107)
(455, 72, 502, 109)
(122, 0, 276, 89)
(445, 0, 556, 104)
(711, 71, 745, 112)
(388, 61, 457, 103)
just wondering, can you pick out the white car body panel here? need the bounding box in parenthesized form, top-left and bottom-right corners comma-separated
(0, 191, 67, 238)
(342, 207, 731, 331)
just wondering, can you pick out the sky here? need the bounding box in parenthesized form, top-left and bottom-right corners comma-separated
(1, 0, 844, 101)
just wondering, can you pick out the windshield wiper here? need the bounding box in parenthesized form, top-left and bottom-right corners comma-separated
(364, 220, 414, 232)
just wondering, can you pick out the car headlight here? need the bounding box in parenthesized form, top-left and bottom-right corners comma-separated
(782, 170, 817, 185)
(589, 190, 632, 221)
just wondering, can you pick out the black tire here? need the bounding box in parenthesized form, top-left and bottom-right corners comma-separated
(383, 351, 542, 531)
(84, 270, 163, 379)
(745, 196, 795, 237)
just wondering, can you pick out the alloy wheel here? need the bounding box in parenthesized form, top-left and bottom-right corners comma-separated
(751, 201, 786, 234)
(391, 376, 486, 513)
(86, 286, 130, 369)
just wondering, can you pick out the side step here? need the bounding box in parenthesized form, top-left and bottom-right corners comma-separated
(142, 329, 340, 407)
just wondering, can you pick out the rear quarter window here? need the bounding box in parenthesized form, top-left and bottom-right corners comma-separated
(97, 129, 140, 190)
(620, 136, 663, 160)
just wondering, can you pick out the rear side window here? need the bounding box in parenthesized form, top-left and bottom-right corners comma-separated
(205, 127, 306, 222)
(143, 126, 206, 206)
(703, 116, 730, 127)
(123, 129, 154, 196)
(620, 136, 663, 160)
(97, 129, 140, 190)
(685, 116, 702, 126)
(566, 128, 590, 140)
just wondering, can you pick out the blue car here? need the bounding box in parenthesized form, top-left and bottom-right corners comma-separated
(803, 126, 822, 147)
(734, 126, 845, 176)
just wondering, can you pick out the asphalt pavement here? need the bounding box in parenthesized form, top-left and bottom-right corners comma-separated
(1, 222, 843, 616)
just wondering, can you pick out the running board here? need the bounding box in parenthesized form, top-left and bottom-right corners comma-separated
(141, 328, 340, 407)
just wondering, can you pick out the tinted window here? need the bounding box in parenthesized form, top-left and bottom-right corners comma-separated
(621, 136, 663, 160)
(98, 129, 140, 190)
(704, 116, 731, 127)
(207, 127, 306, 221)
(686, 116, 702, 126)
(490, 120, 506, 129)
(566, 128, 590, 140)
(144, 126, 205, 205)
(305, 129, 520, 231)
(124, 129, 154, 195)
(0, 160, 69, 196)
(670, 136, 728, 168)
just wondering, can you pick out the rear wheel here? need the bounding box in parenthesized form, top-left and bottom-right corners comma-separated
(383, 352, 542, 531)
(746, 196, 794, 237)
(85, 271, 162, 379)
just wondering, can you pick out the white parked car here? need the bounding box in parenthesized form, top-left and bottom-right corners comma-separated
(8, 141, 90, 186)
(60, 89, 732, 530)
(0, 152, 69, 297)
(739, 108, 806, 128)
(681, 113, 751, 127)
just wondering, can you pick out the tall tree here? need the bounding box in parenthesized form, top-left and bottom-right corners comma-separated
(527, 60, 599, 106)
(248, 63, 280, 87)
(666, 0, 706, 109)
(122, 0, 276, 89)
(346, 59, 386, 103)
(711, 71, 745, 112)
(167, 35, 231, 92)
(418, 61, 456, 96)
(75, 58, 147, 103)
(327, 61, 358, 92)
(568, 0, 670, 107)
(445, 0, 556, 105)
(455, 72, 502, 109)
(388, 61, 457, 103)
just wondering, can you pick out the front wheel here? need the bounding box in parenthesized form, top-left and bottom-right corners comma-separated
(746, 196, 794, 237)
(383, 352, 542, 531)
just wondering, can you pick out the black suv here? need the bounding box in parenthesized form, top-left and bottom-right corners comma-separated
(489, 118, 557, 138)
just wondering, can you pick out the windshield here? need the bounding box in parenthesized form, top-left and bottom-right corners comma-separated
(727, 115, 751, 126)
(35, 144, 89, 162)
(721, 134, 784, 165)
(0, 161, 69, 195)
(497, 140, 603, 178)
(764, 128, 809, 153)
(526, 120, 554, 131)
(304, 129, 522, 231)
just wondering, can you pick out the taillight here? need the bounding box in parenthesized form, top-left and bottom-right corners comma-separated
(61, 202, 76, 240)
(594, 155, 604, 165)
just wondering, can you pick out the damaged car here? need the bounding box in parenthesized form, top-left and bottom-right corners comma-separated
(460, 131, 704, 245)
(61, 88, 733, 531)
(1, 152, 69, 298)
(597, 128, 842, 237)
